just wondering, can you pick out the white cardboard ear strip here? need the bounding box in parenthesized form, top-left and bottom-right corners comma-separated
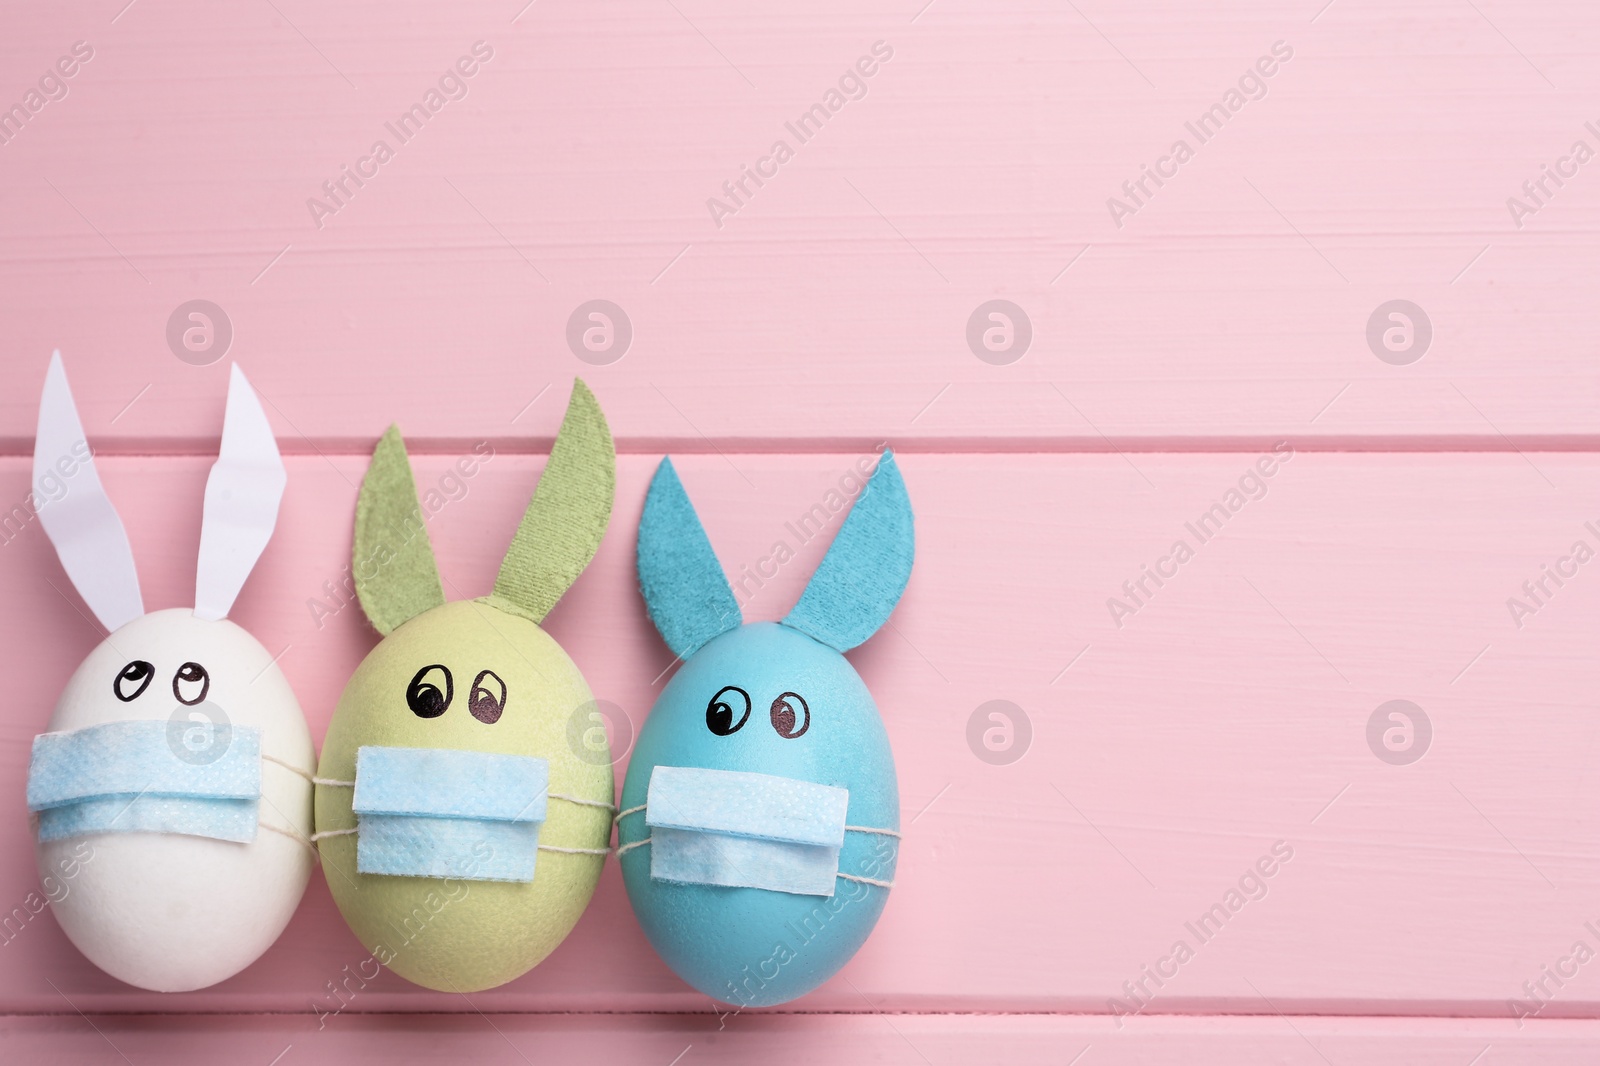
(33, 351, 144, 634)
(194, 364, 286, 621)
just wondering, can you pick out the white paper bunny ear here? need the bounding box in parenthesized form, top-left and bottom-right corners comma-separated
(34, 351, 144, 633)
(194, 364, 286, 621)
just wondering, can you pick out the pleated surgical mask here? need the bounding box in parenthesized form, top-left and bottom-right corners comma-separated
(349, 745, 549, 883)
(644, 765, 851, 897)
(28, 718, 262, 843)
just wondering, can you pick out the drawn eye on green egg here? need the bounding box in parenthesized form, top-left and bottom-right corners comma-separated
(313, 380, 616, 993)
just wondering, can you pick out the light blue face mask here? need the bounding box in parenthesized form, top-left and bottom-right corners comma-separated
(28, 719, 262, 844)
(350, 746, 549, 883)
(645, 765, 850, 897)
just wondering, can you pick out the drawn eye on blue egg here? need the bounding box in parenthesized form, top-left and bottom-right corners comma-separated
(617, 450, 915, 1008)
(24, 353, 314, 993)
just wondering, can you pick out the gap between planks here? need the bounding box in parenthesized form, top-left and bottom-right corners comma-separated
(6, 1008, 1600, 1020)
(10, 436, 1600, 458)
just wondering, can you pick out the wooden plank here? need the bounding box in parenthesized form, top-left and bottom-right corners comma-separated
(9, 0, 1600, 1048)
(1, 2, 1598, 447)
(3, 452, 1600, 1016)
(3, 1013, 1599, 1065)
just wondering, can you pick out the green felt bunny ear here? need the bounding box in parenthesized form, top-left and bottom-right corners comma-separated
(353, 424, 445, 635)
(486, 379, 615, 625)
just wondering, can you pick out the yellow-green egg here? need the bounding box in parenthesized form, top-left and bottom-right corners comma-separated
(315, 599, 612, 992)
(320, 381, 616, 991)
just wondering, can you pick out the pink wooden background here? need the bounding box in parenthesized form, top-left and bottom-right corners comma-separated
(5, 0, 1600, 1060)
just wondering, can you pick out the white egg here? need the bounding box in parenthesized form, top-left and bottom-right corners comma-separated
(36, 608, 314, 992)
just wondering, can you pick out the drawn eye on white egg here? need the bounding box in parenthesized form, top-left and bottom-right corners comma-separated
(113, 660, 154, 702)
(173, 661, 211, 705)
(23, 351, 314, 994)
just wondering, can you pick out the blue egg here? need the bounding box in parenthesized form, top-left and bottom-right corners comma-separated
(618, 622, 899, 1007)
(623, 452, 915, 1007)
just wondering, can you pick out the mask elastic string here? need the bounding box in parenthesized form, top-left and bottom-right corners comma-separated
(296, 772, 356, 850)
(613, 804, 651, 856)
(305, 783, 614, 855)
(304, 774, 359, 845)
(610, 805, 900, 887)
(537, 843, 612, 855)
(310, 827, 358, 842)
(615, 805, 898, 837)
(525, 793, 616, 854)
(258, 820, 321, 856)
(839, 825, 900, 887)
(535, 793, 616, 855)
(136, 751, 322, 852)
(261, 753, 352, 788)
(549, 793, 617, 811)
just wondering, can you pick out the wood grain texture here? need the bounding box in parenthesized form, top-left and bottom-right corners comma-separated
(9, 1011, 1600, 1056)
(6, 0, 1600, 1058)
(2, 453, 1599, 1026)
(0, 2, 1597, 449)
(5, 1014, 1600, 1065)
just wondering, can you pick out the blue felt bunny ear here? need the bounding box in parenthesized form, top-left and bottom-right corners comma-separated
(782, 451, 915, 652)
(637, 457, 741, 659)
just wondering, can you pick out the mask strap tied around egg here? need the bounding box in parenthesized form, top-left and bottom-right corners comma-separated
(311, 747, 618, 879)
(310, 787, 617, 847)
(246, 755, 353, 851)
(613, 767, 901, 894)
(613, 814, 898, 888)
(249, 754, 322, 849)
